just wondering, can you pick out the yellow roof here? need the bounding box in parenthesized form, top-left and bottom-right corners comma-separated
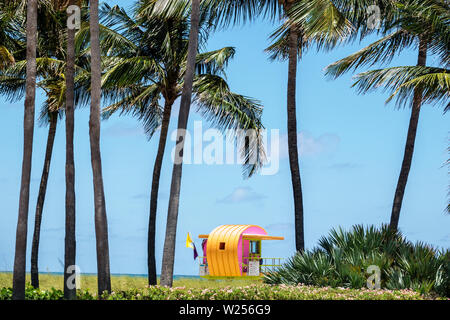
(199, 232, 284, 241)
(242, 234, 284, 240)
(206, 225, 255, 276)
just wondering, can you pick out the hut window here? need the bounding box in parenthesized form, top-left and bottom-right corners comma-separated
(219, 242, 226, 250)
(250, 241, 260, 254)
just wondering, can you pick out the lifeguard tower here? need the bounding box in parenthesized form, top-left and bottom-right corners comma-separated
(198, 225, 284, 279)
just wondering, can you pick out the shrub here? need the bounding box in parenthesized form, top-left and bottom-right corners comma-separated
(0, 283, 442, 300)
(264, 225, 450, 297)
(0, 284, 65, 300)
(0, 287, 12, 300)
(0, 285, 98, 300)
(2, 282, 445, 300)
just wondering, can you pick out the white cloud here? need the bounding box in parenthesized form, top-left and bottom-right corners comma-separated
(217, 187, 267, 204)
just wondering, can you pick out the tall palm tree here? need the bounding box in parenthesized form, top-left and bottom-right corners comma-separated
(141, 0, 281, 288)
(265, 0, 357, 252)
(269, 0, 307, 253)
(281, 0, 305, 253)
(100, 3, 265, 286)
(2, 57, 76, 290)
(1, 57, 50, 288)
(89, 0, 111, 295)
(31, 108, 58, 290)
(63, 0, 79, 300)
(31, 0, 71, 291)
(159, 0, 201, 288)
(322, 0, 449, 231)
(12, 0, 38, 300)
(0, 63, 61, 290)
(202, 0, 349, 253)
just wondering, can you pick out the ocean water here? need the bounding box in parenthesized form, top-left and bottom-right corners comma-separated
(112, 274, 201, 280)
(0, 271, 200, 279)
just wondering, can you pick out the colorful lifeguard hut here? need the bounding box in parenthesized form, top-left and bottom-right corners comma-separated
(197, 225, 284, 279)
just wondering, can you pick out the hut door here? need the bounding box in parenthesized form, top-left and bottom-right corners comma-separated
(247, 240, 261, 276)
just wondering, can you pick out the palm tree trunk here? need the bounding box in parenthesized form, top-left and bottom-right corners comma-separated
(148, 99, 173, 286)
(286, 25, 305, 252)
(160, 0, 200, 288)
(30, 113, 57, 289)
(64, 1, 76, 299)
(389, 38, 428, 231)
(12, 0, 38, 300)
(89, 0, 111, 295)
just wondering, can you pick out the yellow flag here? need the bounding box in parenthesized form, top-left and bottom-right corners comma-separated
(186, 232, 194, 249)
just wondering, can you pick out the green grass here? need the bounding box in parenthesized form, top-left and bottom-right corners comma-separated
(0, 272, 260, 291)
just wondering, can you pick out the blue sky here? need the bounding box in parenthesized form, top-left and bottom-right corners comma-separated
(0, 1, 448, 276)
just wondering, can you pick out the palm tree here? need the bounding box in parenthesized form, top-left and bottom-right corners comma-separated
(139, 0, 282, 288)
(280, 0, 305, 253)
(159, 0, 201, 288)
(269, 0, 308, 253)
(63, 0, 80, 300)
(322, 0, 449, 231)
(31, 109, 58, 290)
(100, 4, 265, 286)
(265, 0, 359, 252)
(89, 0, 111, 295)
(1, 57, 75, 290)
(196, 0, 350, 254)
(12, 0, 38, 300)
(32, 0, 73, 292)
(0, 66, 60, 290)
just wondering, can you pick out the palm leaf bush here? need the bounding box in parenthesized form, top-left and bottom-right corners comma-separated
(264, 225, 449, 297)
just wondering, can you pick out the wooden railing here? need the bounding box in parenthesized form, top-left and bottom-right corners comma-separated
(241, 257, 284, 274)
(198, 256, 284, 276)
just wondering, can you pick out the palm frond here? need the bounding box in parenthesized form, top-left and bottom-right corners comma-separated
(136, 0, 191, 20)
(0, 74, 25, 101)
(75, 21, 139, 58)
(200, 0, 281, 28)
(0, 45, 15, 70)
(37, 101, 63, 128)
(102, 83, 163, 138)
(193, 74, 266, 177)
(325, 29, 414, 79)
(265, 25, 310, 61)
(4, 57, 65, 78)
(287, 0, 355, 50)
(196, 46, 235, 75)
(353, 66, 450, 110)
(394, 0, 450, 67)
(102, 56, 163, 89)
(137, 0, 281, 29)
(100, 3, 145, 42)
